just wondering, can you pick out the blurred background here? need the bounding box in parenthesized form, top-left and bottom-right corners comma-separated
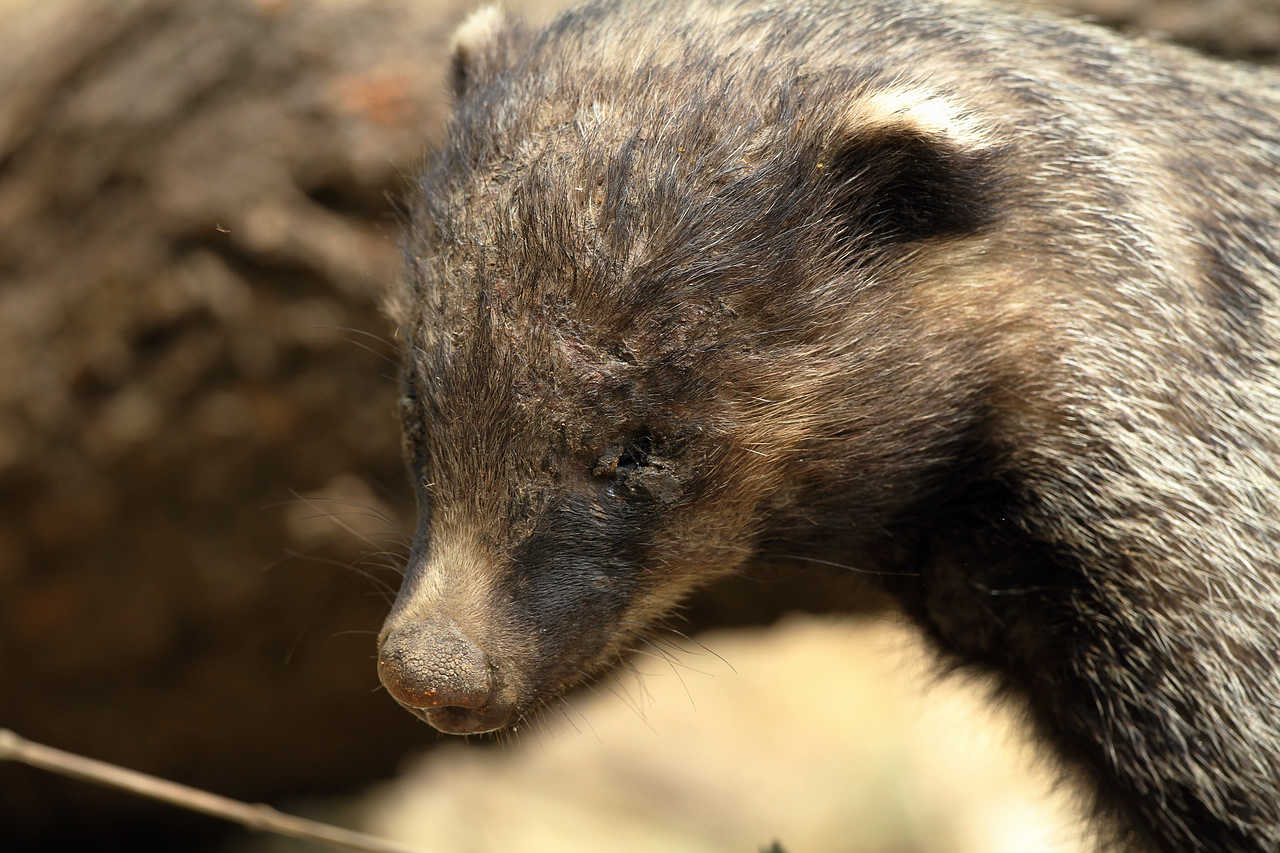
(2, 0, 1276, 850)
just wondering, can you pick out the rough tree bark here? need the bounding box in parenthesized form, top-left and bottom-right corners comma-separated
(1, 0, 474, 846)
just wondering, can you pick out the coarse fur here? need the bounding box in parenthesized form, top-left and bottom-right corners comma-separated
(378, 1, 1280, 850)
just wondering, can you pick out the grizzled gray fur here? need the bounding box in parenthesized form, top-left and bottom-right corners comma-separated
(376, 1, 1280, 850)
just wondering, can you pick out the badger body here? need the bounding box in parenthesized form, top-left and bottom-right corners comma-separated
(377, 1, 1280, 849)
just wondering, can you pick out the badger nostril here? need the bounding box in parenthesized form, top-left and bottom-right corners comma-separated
(377, 622, 493, 711)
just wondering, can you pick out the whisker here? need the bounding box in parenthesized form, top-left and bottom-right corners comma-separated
(604, 679, 655, 734)
(642, 639, 697, 710)
(658, 627, 738, 675)
(334, 330, 402, 368)
(287, 489, 384, 549)
(281, 549, 397, 602)
(562, 697, 602, 743)
(643, 636, 717, 678)
(332, 325, 399, 351)
(696, 540, 920, 577)
(555, 697, 582, 736)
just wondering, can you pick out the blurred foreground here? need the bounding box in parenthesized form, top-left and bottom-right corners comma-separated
(230, 617, 1090, 853)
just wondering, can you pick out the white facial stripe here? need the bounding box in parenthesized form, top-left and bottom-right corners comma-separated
(450, 5, 506, 60)
(403, 527, 500, 640)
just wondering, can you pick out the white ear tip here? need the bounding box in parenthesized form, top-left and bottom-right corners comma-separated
(451, 5, 507, 57)
(851, 88, 995, 149)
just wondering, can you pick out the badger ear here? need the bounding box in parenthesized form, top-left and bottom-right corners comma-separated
(821, 89, 1007, 246)
(448, 5, 526, 99)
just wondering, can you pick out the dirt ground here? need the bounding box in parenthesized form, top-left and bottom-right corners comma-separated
(3, 0, 1277, 849)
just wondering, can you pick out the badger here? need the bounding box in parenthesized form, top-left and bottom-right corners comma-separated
(376, 1, 1280, 849)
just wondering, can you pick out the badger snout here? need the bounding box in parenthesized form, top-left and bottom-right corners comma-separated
(377, 620, 512, 734)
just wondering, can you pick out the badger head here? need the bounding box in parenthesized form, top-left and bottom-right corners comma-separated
(378, 3, 1010, 734)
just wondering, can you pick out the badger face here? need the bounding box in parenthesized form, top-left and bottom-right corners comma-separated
(376, 6, 1009, 734)
(378, 307, 754, 734)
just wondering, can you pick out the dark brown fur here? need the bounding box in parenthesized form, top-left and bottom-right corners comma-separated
(378, 1, 1280, 850)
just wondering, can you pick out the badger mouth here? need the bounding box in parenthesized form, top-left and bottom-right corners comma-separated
(406, 703, 516, 736)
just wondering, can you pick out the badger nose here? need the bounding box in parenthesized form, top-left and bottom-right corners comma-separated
(377, 621, 493, 712)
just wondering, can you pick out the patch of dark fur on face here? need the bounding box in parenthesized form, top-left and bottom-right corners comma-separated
(509, 488, 661, 691)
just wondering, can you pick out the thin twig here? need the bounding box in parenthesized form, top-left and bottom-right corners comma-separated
(0, 729, 424, 853)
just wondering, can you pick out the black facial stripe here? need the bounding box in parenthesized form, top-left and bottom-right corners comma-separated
(512, 490, 661, 680)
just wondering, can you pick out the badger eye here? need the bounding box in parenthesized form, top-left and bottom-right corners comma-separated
(592, 432, 655, 478)
(615, 433, 654, 472)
